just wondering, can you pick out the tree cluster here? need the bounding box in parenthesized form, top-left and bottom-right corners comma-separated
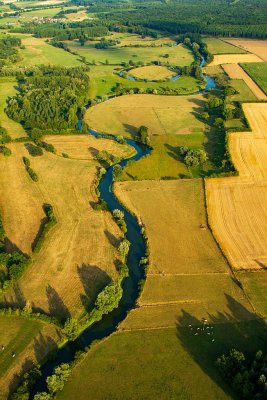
(179, 146, 207, 167)
(216, 349, 267, 399)
(6, 65, 90, 134)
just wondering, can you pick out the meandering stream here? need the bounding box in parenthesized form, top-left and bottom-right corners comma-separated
(30, 60, 216, 397)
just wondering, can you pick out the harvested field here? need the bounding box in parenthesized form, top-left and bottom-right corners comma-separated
(115, 179, 253, 330)
(225, 39, 267, 62)
(209, 53, 262, 66)
(66, 10, 89, 21)
(85, 94, 205, 137)
(115, 180, 228, 274)
(2, 136, 133, 318)
(0, 315, 61, 400)
(222, 63, 266, 100)
(206, 103, 267, 271)
(129, 65, 176, 80)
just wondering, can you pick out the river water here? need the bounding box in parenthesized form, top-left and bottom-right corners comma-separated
(30, 59, 216, 397)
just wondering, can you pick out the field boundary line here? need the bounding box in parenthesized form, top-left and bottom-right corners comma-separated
(152, 107, 168, 135)
(139, 300, 202, 307)
(147, 272, 229, 276)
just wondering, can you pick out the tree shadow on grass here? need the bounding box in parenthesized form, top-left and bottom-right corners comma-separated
(176, 294, 267, 399)
(77, 263, 111, 312)
(0, 283, 26, 308)
(8, 357, 34, 397)
(122, 123, 138, 140)
(104, 229, 120, 248)
(4, 237, 28, 257)
(46, 285, 70, 324)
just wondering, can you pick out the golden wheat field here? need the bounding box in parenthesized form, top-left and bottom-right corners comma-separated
(210, 53, 263, 66)
(2, 136, 133, 318)
(225, 39, 267, 62)
(129, 65, 176, 80)
(85, 94, 205, 136)
(115, 179, 254, 330)
(206, 103, 267, 270)
(222, 64, 267, 100)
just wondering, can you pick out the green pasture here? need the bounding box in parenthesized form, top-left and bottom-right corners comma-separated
(203, 37, 247, 55)
(241, 62, 267, 95)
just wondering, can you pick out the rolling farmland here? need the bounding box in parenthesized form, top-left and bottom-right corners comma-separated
(206, 103, 267, 270)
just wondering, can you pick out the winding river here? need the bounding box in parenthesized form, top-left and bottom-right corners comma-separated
(30, 61, 216, 397)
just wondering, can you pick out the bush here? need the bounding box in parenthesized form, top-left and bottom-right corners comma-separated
(41, 141, 55, 153)
(25, 143, 43, 157)
(0, 146, 11, 156)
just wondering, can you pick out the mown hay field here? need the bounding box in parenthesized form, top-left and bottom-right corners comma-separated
(85, 94, 205, 137)
(0, 315, 61, 400)
(66, 41, 194, 66)
(85, 94, 211, 180)
(209, 53, 263, 65)
(16, 36, 82, 67)
(225, 39, 267, 61)
(0, 77, 27, 139)
(115, 179, 254, 330)
(206, 103, 267, 273)
(203, 37, 247, 54)
(228, 79, 257, 102)
(222, 63, 266, 100)
(107, 32, 176, 47)
(1, 136, 133, 319)
(58, 176, 264, 400)
(129, 65, 176, 80)
(241, 62, 267, 96)
(237, 271, 267, 318)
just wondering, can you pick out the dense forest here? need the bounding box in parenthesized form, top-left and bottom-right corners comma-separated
(6, 66, 90, 135)
(0, 36, 21, 67)
(73, 0, 267, 38)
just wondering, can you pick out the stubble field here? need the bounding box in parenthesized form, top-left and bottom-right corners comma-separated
(206, 103, 267, 315)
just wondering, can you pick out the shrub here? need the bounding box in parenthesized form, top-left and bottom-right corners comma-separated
(0, 146, 11, 156)
(41, 142, 55, 153)
(25, 143, 43, 157)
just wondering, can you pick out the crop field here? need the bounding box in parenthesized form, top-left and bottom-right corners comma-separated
(241, 62, 267, 95)
(0, 315, 61, 400)
(88, 65, 202, 99)
(225, 39, 267, 61)
(2, 136, 133, 319)
(210, 53, 263, 65)
(16, 36, 82, 67)
(58, 178, 263, 400)
(66, 41, 194, 66)
(206, 103, 267, 272)
(222, 64, 266, 100)
(129, 65, 176, 80)
(203, 37, 247, 54)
